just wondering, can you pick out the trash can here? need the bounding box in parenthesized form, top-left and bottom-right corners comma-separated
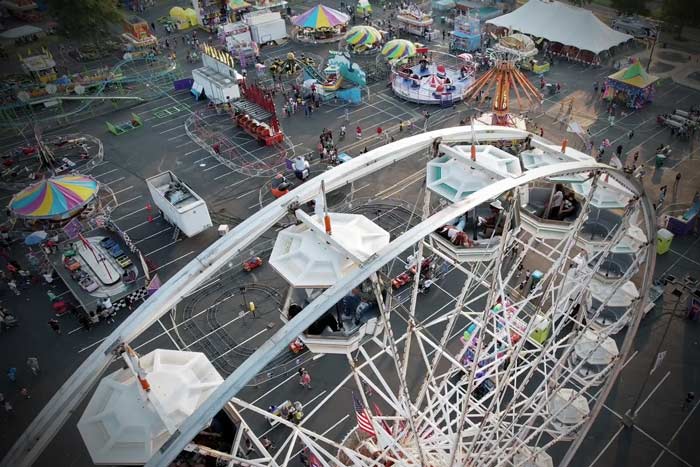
(218, 224, 229, 236)
(656, 228, 673, 255)
(655, 153, 666, 168)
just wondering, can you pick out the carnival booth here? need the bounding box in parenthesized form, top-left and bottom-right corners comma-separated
(450, 14, 481, 54)
(292, 5, 349, 43)
(604, 60, 657, 109)
(396, 4, 438, 40)
(344, 25, 383, 54)
(121, 16, 158, 58)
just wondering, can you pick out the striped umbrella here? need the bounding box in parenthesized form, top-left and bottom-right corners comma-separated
(9, 174, 98, 220)
(344, 25, 382, 46)
(381, 39, 417, 61)
(292, 5, 349, 29)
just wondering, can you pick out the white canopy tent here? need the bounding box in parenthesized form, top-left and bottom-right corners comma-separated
(486, 0, 632, 55)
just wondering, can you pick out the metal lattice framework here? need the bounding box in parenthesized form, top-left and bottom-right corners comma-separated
(3, 125, 655, 467)
(464, 52, 543, 125)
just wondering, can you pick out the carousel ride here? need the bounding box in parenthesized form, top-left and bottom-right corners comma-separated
(291, 4, 350, 44)
(386, 42, 475, 105)
(464, 51, 543, 127)
(343, 25, 384, 55)
(7, 174, 108, 229)
(8, 124, 657, 467)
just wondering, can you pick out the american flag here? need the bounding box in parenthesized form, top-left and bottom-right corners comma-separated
(352, 392, 376, 437)
(372, 402, 393, 435)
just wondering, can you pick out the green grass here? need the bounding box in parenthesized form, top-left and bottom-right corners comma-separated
(590, 0, 613, 7)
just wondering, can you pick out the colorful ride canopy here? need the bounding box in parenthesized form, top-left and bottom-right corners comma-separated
(381, 39, 417, 60)
(344, 25, 382, 46)
(9, 174, 98, 220)
(292, 5, 349, 29)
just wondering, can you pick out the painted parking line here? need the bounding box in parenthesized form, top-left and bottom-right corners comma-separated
(194, 155, 213, 164)
(112, 185, 134, 196)
(115, 195, 143, 207)
(135, 226, 172, 244)
(175, 139, 196, 148)
(145, 239, 181, 256)
(236, 187, 259, 199)
(167, 133, 186, 141)
(225, 178, 248, 189)
(92, 168, 119, 178)
(105, 176, 126, 186)
(213, 171, 236, 180)
(112, 205, 147, 221)
(153, 250, 196, 272)
(183, 147, 204, 156)
(124, 215, 162, 233)
(202, 162, 223, 172)
(158, 124, 184, 134)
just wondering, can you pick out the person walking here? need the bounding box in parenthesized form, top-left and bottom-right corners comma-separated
(299, 368, 312, 389)
(7, 367, 17, 382)
(4, 400, 13, 414)
(376, 126, 383, 138)
(356, 126, 362, 139)
(26, 357, 39, 376)
(7, 279, 20, 296)
(673, 173, 682, 199)
(19, 388, 30, 399)
(48, 318, 61, 335)
(539, 127, 544, 138)
(628, 130, 634, 140)
(682, 392, 695, 410)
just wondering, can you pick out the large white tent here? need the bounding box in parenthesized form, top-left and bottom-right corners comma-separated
(486, 0, 632, 54)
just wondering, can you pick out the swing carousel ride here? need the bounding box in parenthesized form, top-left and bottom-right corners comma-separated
(464, 51, 543, 127)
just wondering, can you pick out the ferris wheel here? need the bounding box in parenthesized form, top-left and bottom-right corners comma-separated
(4, 126, 656, 467)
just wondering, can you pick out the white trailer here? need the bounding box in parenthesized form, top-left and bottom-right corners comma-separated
(191, 67, 241, 104)
(146, 171, 213, 238)
(244, 10, 287, 45)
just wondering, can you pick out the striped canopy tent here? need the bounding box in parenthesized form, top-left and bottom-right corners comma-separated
(292, 5, 350, 29)
(9, 175, 98, 220)
(381, 39, 417, 61)
(344, 25, 382, 46)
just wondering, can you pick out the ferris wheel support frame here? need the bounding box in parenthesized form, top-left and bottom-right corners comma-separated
(3, 125, 654, 467)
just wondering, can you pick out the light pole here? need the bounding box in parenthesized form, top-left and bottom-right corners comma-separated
(646, 30, 659, 73)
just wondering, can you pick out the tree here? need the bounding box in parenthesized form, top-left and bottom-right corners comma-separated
(662, 0, 700, 39)
(569, 0, 592, 6)
(611, 0, 649, 16)
(49, 0, 122, 41)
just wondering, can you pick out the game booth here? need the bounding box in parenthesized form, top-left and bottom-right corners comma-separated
(121, 16, 158, 59)
(449, 14, 481, 54)
(604, 60, 658, 109)
(387, 45, 475, 106)
(291, 5, 350, 44)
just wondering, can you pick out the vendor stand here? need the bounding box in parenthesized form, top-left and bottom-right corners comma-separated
(396, 4, 438, 40)
(449, 14, 480, 53)
(604, 60, 657, 109)
(291, 5, 349, 43)
(121, 16, 158, 59)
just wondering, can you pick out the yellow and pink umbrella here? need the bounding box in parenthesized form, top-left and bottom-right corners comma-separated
(292, 5, 349, 29)
(9, 174, 98, 220)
